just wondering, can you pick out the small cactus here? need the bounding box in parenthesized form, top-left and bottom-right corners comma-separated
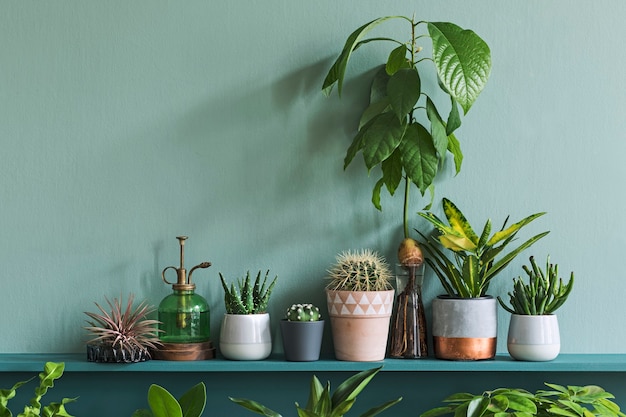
(219, 270, 278, 314)
(285, 303, 321, 321)
(326, 249, 393, 291)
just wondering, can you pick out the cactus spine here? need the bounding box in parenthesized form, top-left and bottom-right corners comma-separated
(326, 249, 393, 291)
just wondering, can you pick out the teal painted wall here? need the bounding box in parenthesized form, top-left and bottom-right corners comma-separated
(1, 1, 625, 354)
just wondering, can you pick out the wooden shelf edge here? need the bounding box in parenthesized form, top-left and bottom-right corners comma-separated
(1, 353, 626, 373)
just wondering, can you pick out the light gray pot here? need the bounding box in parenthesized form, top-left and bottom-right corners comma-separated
(507, 314, 560, 361)
(280, 320, 325, 361)
(432, 295, 497, 360)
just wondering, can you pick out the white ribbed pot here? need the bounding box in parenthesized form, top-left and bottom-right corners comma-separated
(507, 314, 560, 361)
(432, 295, 497, 360)
(219, 313, 272, 360)
(326, 289, 394, 361)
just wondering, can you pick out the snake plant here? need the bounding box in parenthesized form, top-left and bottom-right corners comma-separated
(417, 198, 549, 298)
(498, 256, 574, 315)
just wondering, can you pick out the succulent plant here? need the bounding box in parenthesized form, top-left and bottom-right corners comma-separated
(326, 249, 393, 291)
(285, 303, 321, 322)
(417, 198, 549, 298)
(84, 294, 162, 359)
(498, 255, 574, 315)
(219, 270, 277, 314)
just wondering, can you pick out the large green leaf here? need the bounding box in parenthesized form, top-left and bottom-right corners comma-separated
(148, 385, 182, 417)
(427, 22, 491, 114)
(359, 98, 391, 131)
(322, 17, 397, 97)
(442, 198, 479, 247)
(399, 123, 438, 193)
(178, 383, 206, 417)
(385, 44, 408, 75)
(426, 97, 449, 160)
(361, 112, 406, 169)
(446, 132, 463, 175)
(381, 148, 403, 196)
(370, 65, 390, 104)
(387, 68, 420, 121)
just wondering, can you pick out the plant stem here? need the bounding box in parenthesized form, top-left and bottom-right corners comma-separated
(402, 18, 418, 240)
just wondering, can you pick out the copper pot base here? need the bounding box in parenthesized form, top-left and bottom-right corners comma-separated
(433, 336, 496, 361)
(153, 341, 216, 361)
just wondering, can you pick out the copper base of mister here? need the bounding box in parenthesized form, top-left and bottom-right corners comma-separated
(153, 341, 216, 361)
(433, 336, 496, 360)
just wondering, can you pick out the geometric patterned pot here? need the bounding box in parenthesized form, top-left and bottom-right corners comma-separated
(326, 289, 394, 361)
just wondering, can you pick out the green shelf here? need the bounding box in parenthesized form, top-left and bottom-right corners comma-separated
(1, 353, 625, 373)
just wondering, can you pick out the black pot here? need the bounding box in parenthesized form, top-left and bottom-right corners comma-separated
(86, 344, 151, 363)
(280, 320, 324, 361)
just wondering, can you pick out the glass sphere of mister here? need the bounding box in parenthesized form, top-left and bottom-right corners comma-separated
(158, 236, 212, 343)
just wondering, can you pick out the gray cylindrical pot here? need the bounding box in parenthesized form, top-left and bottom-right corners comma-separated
(432, 295, 497, 360)
(280, 320, 325, 361)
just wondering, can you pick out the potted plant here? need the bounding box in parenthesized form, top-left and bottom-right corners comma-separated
(322, 15, 492, 359)
(218, 270, 277, 360)
(325, 249, 394, 361)
(84, 294, 162, 363)
(0, 362, 76, 417)
(497, 255, 574, 361)
(417, 198, 549, 360)
(131, 382, 206, 417)
(280, 303, 325, 362)
(229, 366, 401, 417)
(420, 382, 625, 417)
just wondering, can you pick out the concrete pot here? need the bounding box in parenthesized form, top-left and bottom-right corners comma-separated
(326, 289, 394, 361)
(507, 314, 560, 361)
(432, 295, 497, 360)
(219, 313, 272, 360)
(280, 320, 325, 361)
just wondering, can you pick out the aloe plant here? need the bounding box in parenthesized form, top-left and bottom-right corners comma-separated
(229, 366, 401, 417)
(498, 255, 574, 315)
(322, 16, 491, 265)
(0, 362, 76, 417)
(420, 382, 625, 417)
(417, 198, 549, 298)
(219, 270, 277, 314)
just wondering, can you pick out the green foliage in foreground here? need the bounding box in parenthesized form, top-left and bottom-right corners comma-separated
(230, 366, 401, 417)
(420, 382, 625, 417)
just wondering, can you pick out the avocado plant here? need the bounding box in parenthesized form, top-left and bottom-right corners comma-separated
(322, 15, 491, 265)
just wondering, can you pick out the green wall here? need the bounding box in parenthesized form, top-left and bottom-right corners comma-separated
(1, 1, 625, 354)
